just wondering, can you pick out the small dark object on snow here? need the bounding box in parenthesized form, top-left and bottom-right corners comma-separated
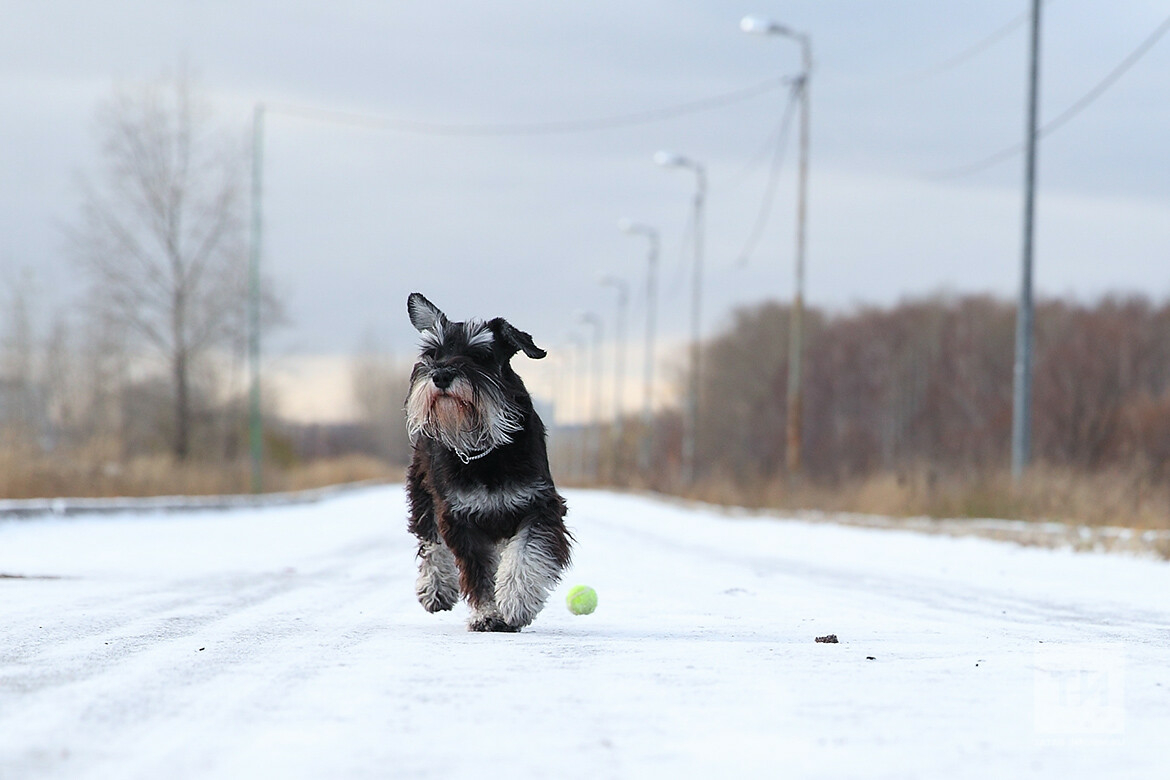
(815, 634, 839, 643)
(866, 656, 876, 660)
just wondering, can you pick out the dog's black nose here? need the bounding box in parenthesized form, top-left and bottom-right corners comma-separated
(431, 367, 456, 390)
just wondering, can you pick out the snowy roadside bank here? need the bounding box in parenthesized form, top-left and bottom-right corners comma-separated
(5, 480, 1167, 561)
(641, 492, 1170, 561)
(0, 479, 391, 520)
(792, 509, 1170, 560)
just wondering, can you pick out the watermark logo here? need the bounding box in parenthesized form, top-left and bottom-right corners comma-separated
(1033, 642, 1125, 744)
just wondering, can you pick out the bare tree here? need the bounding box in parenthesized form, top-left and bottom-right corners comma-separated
(350, 331, 412, 465)
(1, 271, 39, 450)
(69, 73, 249, 460)
(682, 293, 1170, 485)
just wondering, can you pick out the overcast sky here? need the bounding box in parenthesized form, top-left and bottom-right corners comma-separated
(3, 0, 1168, 371)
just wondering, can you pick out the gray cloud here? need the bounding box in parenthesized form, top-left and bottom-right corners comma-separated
(2, 0, 1167, 361)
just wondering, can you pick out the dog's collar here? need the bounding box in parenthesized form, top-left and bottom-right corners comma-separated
(453, 445, 494, 464)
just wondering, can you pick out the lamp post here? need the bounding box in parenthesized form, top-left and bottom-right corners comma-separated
(549, 346, 570, 476)
(579, 312, 605, 483)
(741, 15, 812, 476)
(654, 151, 706, 486)
(600, 274, 629, 477)
(568, 333, 588, 481)
(248, 102, 265, 493)
(618, 219, 661, 477)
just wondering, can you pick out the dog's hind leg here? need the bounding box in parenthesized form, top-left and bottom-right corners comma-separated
(495, 519, 572, 630)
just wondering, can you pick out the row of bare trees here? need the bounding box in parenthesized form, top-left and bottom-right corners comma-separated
(1, 275, 254, 464)
(349, 344, 413, 465)
(686, 294, 1170, 483)
(1, 74, 281, 469)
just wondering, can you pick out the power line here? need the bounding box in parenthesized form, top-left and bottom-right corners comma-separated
(930, 9, 1170, 180)
(264, 76, 789, 137)
(719, 77, 801, 191)
(1040, 11, 1170, 136)
(734, 82, 802, 267)
(908, 6, 1035, 80)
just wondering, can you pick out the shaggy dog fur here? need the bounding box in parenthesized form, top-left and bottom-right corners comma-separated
(403, 293, 572, 632)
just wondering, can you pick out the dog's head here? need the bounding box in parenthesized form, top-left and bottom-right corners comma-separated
(404, 292, 546, 459)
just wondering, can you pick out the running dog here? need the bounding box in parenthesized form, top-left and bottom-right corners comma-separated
(404, 293, 572, 632)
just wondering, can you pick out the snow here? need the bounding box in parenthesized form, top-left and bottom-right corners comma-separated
(1, 486, 1167, 779)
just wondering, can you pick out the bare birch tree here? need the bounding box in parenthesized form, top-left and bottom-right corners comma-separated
(69, 73, 249, 460)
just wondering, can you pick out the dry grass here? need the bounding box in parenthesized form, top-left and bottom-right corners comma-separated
(0, 449, 400, 500)
(5, 446, 1166, 533)
(677, 464, 1170, 531)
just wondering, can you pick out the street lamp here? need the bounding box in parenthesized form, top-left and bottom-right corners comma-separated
(579, 312, 605, 483)
(568, 333, 588, 481)
(740, 15, 798, 36)
(549, 344, 574, 477)
(248, 102, 265, 494)
(600, 274, 629, 480)
(741, 14, 812, 476)
(618, 218, 660, 476)
(654, 151, 706, 486)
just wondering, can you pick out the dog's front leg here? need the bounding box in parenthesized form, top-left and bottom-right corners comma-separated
(414, 538, 459, 613)
(442, 521, 513, 632)
(407, 465, 459, 613)
(495, 517, 572, 630)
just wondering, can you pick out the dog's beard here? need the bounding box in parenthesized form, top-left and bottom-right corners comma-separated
(405, 374, 522, 454)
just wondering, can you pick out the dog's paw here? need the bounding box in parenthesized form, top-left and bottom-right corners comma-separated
(494, 589, 543, 629)
(468, 614, 521, 633)
(467, 602, 520, 632)
(416, 542, 460, 613)
(418, 589, 457, 613)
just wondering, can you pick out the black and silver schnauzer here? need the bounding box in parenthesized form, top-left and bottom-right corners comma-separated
(404, 293, 572, 632)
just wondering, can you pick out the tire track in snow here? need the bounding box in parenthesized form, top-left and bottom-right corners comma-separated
(1, 531, 405, 777)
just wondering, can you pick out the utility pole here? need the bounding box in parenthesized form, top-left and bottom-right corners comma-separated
(788, 63, 810, 476)
(601, 276, 629, 479)
(248, 102, 264, 494)
(618, 220, 660, 478)
(640, 231, 659, 477)
(740, 16, 812, 476)
(653, 152, 706, 486)
(579, 312, 605, 483)
(1012, 0, 1042, 479)
(569, 334, 587, 481)
(689, 168, 706, 486)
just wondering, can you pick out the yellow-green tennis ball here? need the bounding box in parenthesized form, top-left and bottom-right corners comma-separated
(566, 585, 597, 615)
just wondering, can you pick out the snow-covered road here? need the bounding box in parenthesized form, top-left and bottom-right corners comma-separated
(1, 486, 1167, 779)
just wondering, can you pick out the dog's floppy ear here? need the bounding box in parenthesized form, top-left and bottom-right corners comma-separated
(407, 293, 448, 333)
(489, 317, 547, 360)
